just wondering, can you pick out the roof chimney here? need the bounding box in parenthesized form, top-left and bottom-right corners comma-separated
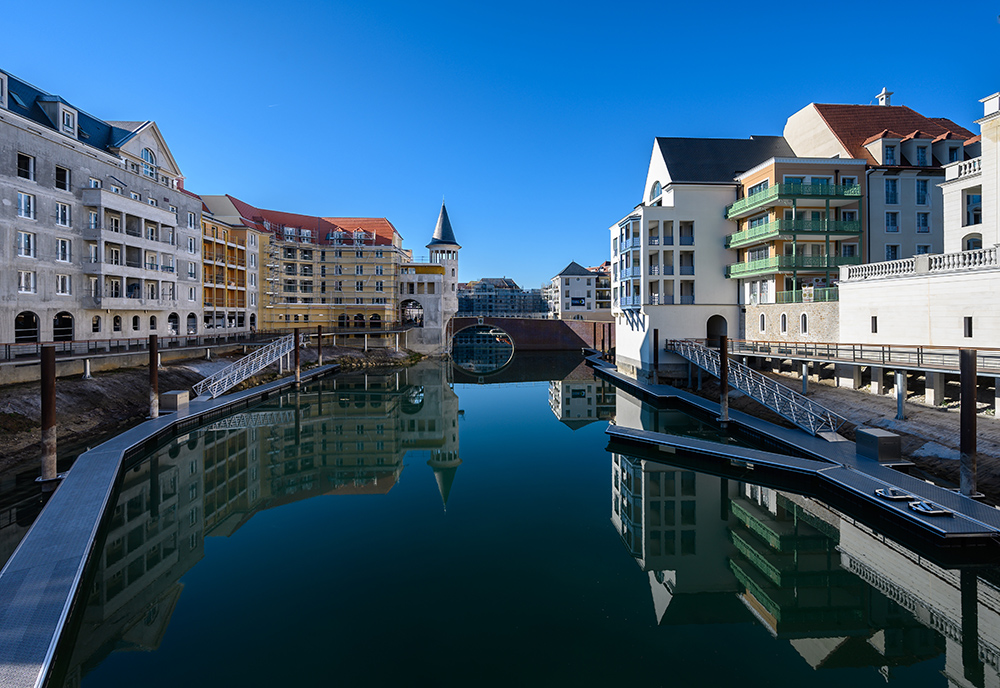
(876, 87, 894, 106)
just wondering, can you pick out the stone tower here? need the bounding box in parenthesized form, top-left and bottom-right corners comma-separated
(427, 201, 461, 323)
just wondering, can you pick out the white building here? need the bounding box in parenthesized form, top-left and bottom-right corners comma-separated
(545, 261, 608, 320)
(609, 136, 793, 383)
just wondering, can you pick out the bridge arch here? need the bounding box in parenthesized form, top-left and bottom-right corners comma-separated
(451, 323, 515, 375)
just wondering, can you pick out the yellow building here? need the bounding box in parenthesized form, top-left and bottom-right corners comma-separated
(200, 214, 260, 331)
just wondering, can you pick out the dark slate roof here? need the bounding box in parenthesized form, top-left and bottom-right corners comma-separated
(428, 201, 460, 247)
(655, 136, 794, 184)
(556, 261, 593, 277)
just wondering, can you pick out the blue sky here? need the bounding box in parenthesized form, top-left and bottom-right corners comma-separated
(5, 0, 998, 287)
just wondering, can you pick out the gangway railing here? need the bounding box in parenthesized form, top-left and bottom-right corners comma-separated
(665, 339, 846, 436)
(193, 334, 295, 399)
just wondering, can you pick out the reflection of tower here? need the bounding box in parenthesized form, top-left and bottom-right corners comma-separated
(427, 201, 461, 325)
(428, 450, 462, 512)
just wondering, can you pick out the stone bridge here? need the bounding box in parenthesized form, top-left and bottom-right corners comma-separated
(450, 317, 614, 352)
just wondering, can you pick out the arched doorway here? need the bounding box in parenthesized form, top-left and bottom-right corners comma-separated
(963, 233, 983, 251)
(354, 314, 365, 338)
(338, 314, 349, 328)
(168, 313, 180, 336)
(14, 312, 39, 343)
(52, 312, 73, 341)
(186, 313, 197, 335)
(706, 315, 728, 349)
(249, 313, 256, 331)
(369, 313, 382, 329)
(401, 299, 423, 327)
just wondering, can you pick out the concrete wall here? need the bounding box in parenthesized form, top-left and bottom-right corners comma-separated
(746, 301, 839, 343)
(783, 104, 852, 159)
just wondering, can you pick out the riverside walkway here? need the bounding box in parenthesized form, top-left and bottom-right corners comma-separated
(588, 352, 1000, 564)
(0, 364, 338, 688)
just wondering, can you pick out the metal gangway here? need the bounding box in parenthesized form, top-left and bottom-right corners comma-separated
(193, 334, 295, 399)
(665, 339, 846, 436)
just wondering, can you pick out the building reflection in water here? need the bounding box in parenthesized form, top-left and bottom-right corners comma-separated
(548, 360, 616, 430)
(451, 325, 514, 375)
(55, 360, 462, 687)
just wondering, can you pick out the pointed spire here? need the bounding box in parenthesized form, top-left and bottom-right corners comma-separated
(427, 452, 462, 512)
(428, 201, 460, 248)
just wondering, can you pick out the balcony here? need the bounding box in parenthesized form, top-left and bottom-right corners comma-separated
(726, 219, 862, 249)
(679, 295, 695, 304)
(648, 236, 660, 246)
(81, 187, 177, 227)
(679, 265, 694, 275)
(726, 255, 861, 279)
(648, 266, 660, 276)
(774, 287, 839, 303)
(725, 183, 862, 220)
(679, 235, 694, 246)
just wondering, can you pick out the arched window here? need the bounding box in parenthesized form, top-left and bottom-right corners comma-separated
(52, 312, 73, 341)
(369, 313, 382, 330)
(92, 315, 101, 333)
(113, 315, 122, 332)
(186, 313, 197, 335)
(649, 181, 662, 202)
(338, 314, 349, 328)
(759, 313, 766, 332)
(354, 314, 365, 327)
(963, 233, 983, 251)
(132, 315, 140, 331)
(293, 314, 299, 322)
(149, 315, 157, 330)
(168, 313, 179, 335)
(800, 313, 808, 334)
(780, 313, 787, 334)
(14, 312, 39, 344)
(141, 148, 156, 178)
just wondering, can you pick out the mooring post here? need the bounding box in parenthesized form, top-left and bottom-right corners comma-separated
(39, 345, 57, 488)
(801, 361, 809, 395)
(82, 358, 92, 380)
(719, 335, 729, 427)
(149, 334, 159, 419)
(895, 370, 907, 420)
(652, 328, 659, 385)
(317, 324, 323, 366)
(960, 348, 977, 496)
(294, 328, 301, 387)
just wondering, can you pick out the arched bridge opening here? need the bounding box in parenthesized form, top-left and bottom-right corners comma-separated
(451, 323, 515, 375)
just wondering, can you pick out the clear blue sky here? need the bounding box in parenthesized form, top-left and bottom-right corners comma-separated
(5, 0, 998, 287)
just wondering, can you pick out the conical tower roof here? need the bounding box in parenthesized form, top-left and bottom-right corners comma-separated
(427, 201, 461, 248)
(427, 454, 462, 512)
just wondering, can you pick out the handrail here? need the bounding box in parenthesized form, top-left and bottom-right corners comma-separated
(665, 338, 846, 435)
(193, 334, 295, 398)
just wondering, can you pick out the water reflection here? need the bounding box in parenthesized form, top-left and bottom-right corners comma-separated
(451, 325, 514, 374)
(609, 386, 999, 685)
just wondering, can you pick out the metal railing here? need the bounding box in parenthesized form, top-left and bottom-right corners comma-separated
(726, 219, 862, 248)
(665, 339, 846, 435)
(727, 255, 860, 278)
(194, 334, 295, 399)
(725, 337, 1000, 374)
(725, 183, 862, 219)
(774, 287, 839, 303)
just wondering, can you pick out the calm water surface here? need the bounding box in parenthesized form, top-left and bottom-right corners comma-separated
(54, 355, 998, 687)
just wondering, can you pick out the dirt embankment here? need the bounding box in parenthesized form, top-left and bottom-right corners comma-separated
(0, 346, 421, 477)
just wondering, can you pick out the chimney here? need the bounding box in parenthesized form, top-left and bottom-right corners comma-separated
(876, 87, 893, 106)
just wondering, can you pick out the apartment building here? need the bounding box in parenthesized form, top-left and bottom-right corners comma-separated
(545, 260, 611, 320)
(200, 213, 260, 331)
(0, 69, 203, 343)
(457, 277, 546, 316)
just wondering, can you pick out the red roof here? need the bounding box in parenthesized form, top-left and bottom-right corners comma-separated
(812, 104, 974, 164)
(223, 194, 401, 246)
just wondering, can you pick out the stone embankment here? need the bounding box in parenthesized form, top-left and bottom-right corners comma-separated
(0, 346, 421, 476)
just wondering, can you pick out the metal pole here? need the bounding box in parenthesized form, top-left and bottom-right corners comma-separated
(960, 348, 977, 496)
(294, 328, 301, 387)
(719, 334, 729, 426)
(40, 346, 57, 487)
(149, 334, 159, 419)
(652, 328, 659, 385)
(82, 358, 92, 380)
(317, 324, 323, 366)
(801, 361, 808, 396)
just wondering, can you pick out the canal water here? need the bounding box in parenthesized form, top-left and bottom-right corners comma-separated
(51, 354, 999, 687)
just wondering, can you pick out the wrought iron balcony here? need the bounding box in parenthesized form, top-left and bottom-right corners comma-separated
(726, 255, 861, 279)
(725, 183, 862, 220)
(726, 219, 862, 248)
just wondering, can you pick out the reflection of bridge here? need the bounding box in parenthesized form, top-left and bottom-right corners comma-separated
(451, 351, 590, 384)
(450, 317, 613, 351)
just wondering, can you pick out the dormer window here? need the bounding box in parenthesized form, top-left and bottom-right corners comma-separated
(141, 148, 157, 178)
(61, 110, 74, 134)
(949, 147, 960, 163)
(885, 145, 896, 165)
(649, 181, 662, 202)
(916, 146, 928, 166)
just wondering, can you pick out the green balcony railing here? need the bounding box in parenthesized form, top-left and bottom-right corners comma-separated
(775, 287, 839, 303)
(725, 183, 862, 219)
(725, 255, 860, 279)
(726, 220, 862, 248)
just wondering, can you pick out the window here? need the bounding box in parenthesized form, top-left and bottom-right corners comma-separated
(18, 271, 36, 293)
(916, 244, 931, 255)
(375, 265, 383, 275)
(885, 212, 899, 233)
(375, 281, 384, 292)
(148, 198, 157, 207)
(355, 265, 364, 275)
(130, 191, 141, 201)
(17, 192, 35, 219)
(188, 287, 195, 301)
(56, 238, 71, 262)
(780, 313, 787, 333)
(355, 250, 364, 258)
(187, 212, 196, 229)
(916, 179, 929, 205)
(375, 249, 383, 258)
(965, 316, 973, 338)
(141, 148, 156, 178)
(108, 215, 121, 232)
(917, 212, 930, 233)
(88, 211, 99, 229)
(885, 145, 896, 165)
(334, 265, 343, 275)
(871, 316, 877, 334)
(55, 202, 71, 227)
(17, 231, 35, 257)
(916, 146, 928, 166)
(110, 184, 122, 195)
(949, 147, 960, 163)
(747, 180, 769, 196)
(885, 244, 900, 261)
(885, 178, 898, 204)
(88, 178, 101, 188)
(841, 176, 857, 187)
(52, 167, 72, 194)
(759, 313, 765, 332)
(62, 110, 74, 133)
(56, 274, 71, 295)
(334, 281, 343, 292)
(355, 280, 364, 291)
(187, 237, 197, 253)
(800, 313, 808, 334)
(113, 315, 122, 332)
(92, 316, 101, 333)
(16, 153, 34, 180)
(188, 263, 196, 278)
(132, 316, 140, 331)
